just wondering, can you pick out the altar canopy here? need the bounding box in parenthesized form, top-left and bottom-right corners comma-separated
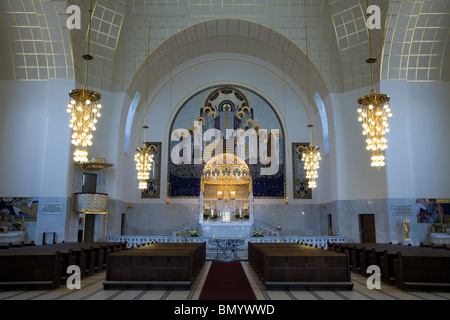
(200, 153, 253, 224)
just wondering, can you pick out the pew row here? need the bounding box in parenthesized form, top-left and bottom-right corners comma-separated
(0, 241, 126, 290)
(103, 242, 206, 290)
(328, 242, 450, 291)
(248, 242, 353, 290)
(393, 251, 450, 291)
(0, 251, 63, 290)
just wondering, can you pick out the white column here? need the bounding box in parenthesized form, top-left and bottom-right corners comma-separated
(199, 192, 204, 223)
(239, 200, 242, 217)
(249, 192, 254, 224)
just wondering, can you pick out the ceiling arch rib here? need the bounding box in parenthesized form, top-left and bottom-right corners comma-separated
(328, 0, 389, 92)
(0, 0, 73, 81)
(0, 0, 448, 92)
(70, 0, 127, 90)
(382, 0, 450, 82)
(112, 0, 342, 93)
(126, 19, 330, 116)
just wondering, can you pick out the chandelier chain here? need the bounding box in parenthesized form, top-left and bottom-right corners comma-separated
(84, 0, 94, 89)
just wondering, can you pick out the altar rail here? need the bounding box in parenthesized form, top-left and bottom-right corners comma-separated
(107, 235, 347, 250)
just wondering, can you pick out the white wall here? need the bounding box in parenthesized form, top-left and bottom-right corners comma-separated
(330, 80, 450, 202)
(331, 85, 389, 201)
(0, 79, 74, 197)
(86, 90, 127, 199)
(382, 80, 450, 199)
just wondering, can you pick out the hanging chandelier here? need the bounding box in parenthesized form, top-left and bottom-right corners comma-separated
(357, 6, 392, 168)
(357, 89, 391, 167)
(135, 142, 154, 190)
(299, 0, 321, 189)
(301, 126, 321, 189)
(66, 0, 101, 164)
(134, 10, 154, 190)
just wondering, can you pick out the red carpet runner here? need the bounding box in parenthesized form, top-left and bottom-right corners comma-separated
(199, 261, 257, 300)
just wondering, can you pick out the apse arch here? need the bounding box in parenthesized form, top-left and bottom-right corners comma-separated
(125, 19, 330, 121)
(167, 84, 286, 199)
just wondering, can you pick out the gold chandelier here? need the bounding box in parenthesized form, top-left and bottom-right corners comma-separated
(135, 142, 154, 190)
(357, 90, 391, 167)
(301, 126, 321, 189)
(299, 0, 321, 189)
(134, 11, 154, 190)
(66, 0, 101, 164)
(357, 7, 392, 168)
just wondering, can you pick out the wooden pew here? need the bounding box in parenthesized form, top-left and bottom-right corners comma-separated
(0, 242, 12, 249)
(339, 243, 443, 284)
(339, 243, 407, 275)
(38, 243, 92, 278)
(0, 241, 127, 290)
(0, 249, 63, 290)
(44, 242, 125, 276)
(393, 250, 450, 291)
(248, 242, 353, 290)
(103, 242, 206, 290)
(379, 247, 443, 285)
(248, 243, 303, 281)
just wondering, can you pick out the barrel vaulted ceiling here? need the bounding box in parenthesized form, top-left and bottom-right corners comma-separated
(0, 0, 448, 94)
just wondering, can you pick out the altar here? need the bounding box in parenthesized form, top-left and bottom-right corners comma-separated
(198, 153, 254, 237)
(0, 231, 25, 243)
(430, 232, 450, 246)
(201, 224, 252, 238)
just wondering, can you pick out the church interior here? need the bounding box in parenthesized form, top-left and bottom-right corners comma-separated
(0, 0, 449, 305)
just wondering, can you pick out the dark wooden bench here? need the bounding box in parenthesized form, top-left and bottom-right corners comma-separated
(0, 250, 63, 290)
(376, 247, 439, 284)
(0, 242, 12, 249)
(335, 243, 423, 275)
(103, 242, 206, 290)
(393, 251, 450, 291)
(0, 241, 126, 289)
(337, 243, 445, 285)
(248, 242, 353, 290)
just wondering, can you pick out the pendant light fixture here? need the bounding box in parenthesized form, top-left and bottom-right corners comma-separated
(300, 0, 321, 189)
(134, 5, 154, 190)
(66, 0, 102, 164)
(357, 1, 392, 168)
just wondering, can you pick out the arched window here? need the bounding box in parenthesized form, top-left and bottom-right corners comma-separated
(124, 91, 141, 156)
(314, 92, 329, 157)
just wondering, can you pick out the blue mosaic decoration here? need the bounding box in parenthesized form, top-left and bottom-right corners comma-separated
(168, 85, 285, 199)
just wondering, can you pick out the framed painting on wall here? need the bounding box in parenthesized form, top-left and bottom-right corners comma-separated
(415, 198, 449, 224)
(0, 197, 38, 222)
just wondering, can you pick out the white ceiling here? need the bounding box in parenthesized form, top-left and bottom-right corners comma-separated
(0, 0, 448, 93)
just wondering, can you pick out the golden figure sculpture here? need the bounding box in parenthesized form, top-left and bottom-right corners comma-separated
(403, 216, 410, 239)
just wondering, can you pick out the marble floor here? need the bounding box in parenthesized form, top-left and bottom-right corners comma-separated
(1, 260, 449, 301)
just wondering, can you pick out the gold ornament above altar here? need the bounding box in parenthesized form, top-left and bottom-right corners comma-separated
(201, 153, 252, 196)
(202, 153, 251, 183)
